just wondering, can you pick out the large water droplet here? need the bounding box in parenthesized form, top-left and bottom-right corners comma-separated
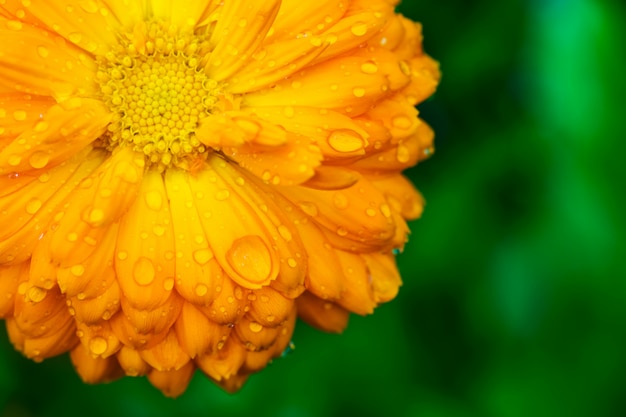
(328, 129, 365, 153)
(248, 321, 263, 333)
(144, 190, 162, 210)
(226, 236, 272, 284)
(89, 336, 108, 355)
(133, 257, 155, 285)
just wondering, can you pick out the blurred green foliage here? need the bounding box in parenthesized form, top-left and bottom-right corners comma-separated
(2, 0, 625, 416)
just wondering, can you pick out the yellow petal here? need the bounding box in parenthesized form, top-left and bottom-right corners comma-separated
(0, 99, 110, 177)
(370, 174, 425, 220)
(119, 293, 182, 337)
(0, 16, 97, 99)
(248, 287, 294, 328)
(148, 0, 213, 31)
(234, 315, 281, 352)
(1, 0, 120, 55)
(206, 0, 281, 81)
(0, 93, 55, 145)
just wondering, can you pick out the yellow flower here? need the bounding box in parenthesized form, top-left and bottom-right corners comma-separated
(0, 0, 439, 397)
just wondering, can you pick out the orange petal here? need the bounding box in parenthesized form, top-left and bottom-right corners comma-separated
(147, 361, 195, 398)
(244, 52, 396, 117)
(280, 177, 395, 251)
(119, 293, 182, 338)
(270, 0, 347, 39)
(223, 133, 322, 187)
(206, 0, 281, 82)
(234, 315, 281, 352)
(196, 335, 246, 381)
(363, 252, 402, 304)
(0, 148, 106, 266)
(333, 250, 376, 315)
(75, 320, 121, 359)
(0, 261, 26, 317)
(248, 106, 370, 160)
(0, 99, 111, 177)
(115, 169, 177, 310)
(175, 302, 230, 358)
(303, 166, 361, 190)
(248, 287, 294, 328)
(139, 328, 191, 372)
(70, 343, 124, 384)
(0, 16, 97, 99)
(369, 174, 425, 220)
(116, 345, 151, 376)
(0, 93, 55, 145)
(201, 274, 247, 326)
(296, 291, 350, 333)
(47, 147, 144, 266)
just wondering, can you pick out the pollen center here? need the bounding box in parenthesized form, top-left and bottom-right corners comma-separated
(96, 22, 218, 171)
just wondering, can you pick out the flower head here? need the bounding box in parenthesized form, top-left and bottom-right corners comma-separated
(0, 0, 439, 396)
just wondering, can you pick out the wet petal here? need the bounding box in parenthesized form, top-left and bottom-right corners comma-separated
(147, 361, 195, 398)
(70, 344, 123, 383)
(0, 16, 97, 98)
(206, 0, 281, 81)
(2, 0, 121, 55)
(296, 291, 350, 333)
(0, 99, 111, 177)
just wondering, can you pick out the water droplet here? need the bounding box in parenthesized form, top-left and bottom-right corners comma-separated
(380, 204, 392, 218)
(392, 116, 412, 130)
(281, 341, 296, 358)
(27, 286, 47, 303)
(195, 284, 208, 297)
(33, 121, 49, 132)
(79, 0, 99, 13)
(117, 250, 128, 260)
(133, 257, 155, 285)
(27, 151, 50, 169)
(396, 144, 410, 163)
(70, 264, 85, 277)
(328, 129, 365, 153)
(144, 190, 162, 210)
(7, 154, 22, 166)
(336, 227, 348, 237)
(25, 198, 42, 214)
(365, 208, 377, 217)
(89, 336, 108, 355)
(352, 87, 365, 97)
(360, 62, 378, 74)
(36, 46, 49, 58)
(13, 110, 27, 121)
(193, 248, 213, 265)
(277, 225, 292, 242)
(68, 32, 82, 44)
(287, 258, 297, 268)
(392, 248, 401, 256)
(152, 225, 165, 236)
(248, 321, 263, 333)
(215, 189, 230, 201)
(226, 236, 272, 284)
(350, 22, 368, 36)
(332, 192, 349, 209)
(163, 278, 174, 291)
(283, 106, 295, 118)
(87, 208, 105, 224)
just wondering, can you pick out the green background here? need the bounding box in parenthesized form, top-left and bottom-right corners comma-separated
(2, 0, 625, 415)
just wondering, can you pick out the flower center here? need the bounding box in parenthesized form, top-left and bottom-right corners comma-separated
(96, 22, 219, 171)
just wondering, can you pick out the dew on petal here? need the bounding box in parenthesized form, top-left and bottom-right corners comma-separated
(328, 129, 365, 153)
(89, 337, 108, 355)
(27, 286, 47, 303)
(133, 257, 156, 286)
(350, 22, 368, 36)
(226, 236, 273, 285)
(25, 198, 42, 214)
